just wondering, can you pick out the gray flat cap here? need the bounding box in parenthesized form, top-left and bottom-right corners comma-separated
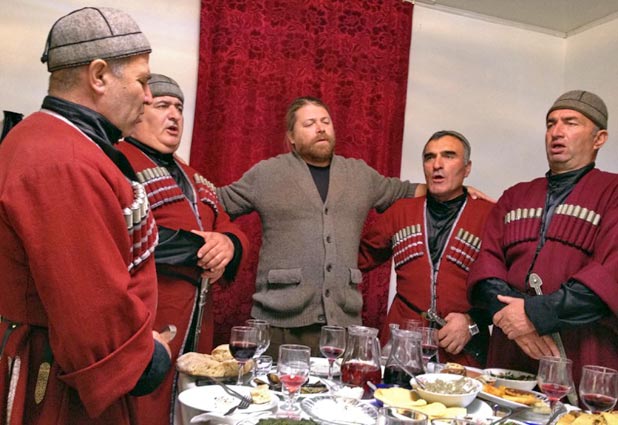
(41, 7, 151, 72)
(547, 90, 608, 130)
(149, 74, 184, 103)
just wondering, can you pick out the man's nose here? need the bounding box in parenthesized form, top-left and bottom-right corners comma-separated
(548, 122, 564, 138)
(143, 85, 153, 105)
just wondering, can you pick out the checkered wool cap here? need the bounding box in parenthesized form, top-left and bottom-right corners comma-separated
(547, 90, 608, 130)
(149, 74, 184, 103)
(41, 7, 151, 72)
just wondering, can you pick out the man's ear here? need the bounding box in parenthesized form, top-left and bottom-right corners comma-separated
(87, 59, 109, 95)
(464, 160, 472, 178)
(286, 131, 294, 146)
(593, 129, 608, 151)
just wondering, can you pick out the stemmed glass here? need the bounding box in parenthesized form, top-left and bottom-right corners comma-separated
(419, 327, 439, 370)
(245, 319, 271, 378)
(319, 325, 346, 380)
(537, 356, 573, 412)
(579, 365, 618, 413)
(229, 325, 258, 385)
(277, 344, 311, 418)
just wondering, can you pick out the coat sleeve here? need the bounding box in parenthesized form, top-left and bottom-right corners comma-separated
(5, 160, 158, 417)
(358, 203, 399, 272)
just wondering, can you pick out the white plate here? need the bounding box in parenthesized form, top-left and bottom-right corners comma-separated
(178, 384, 278, 414)
(477, 388, 547, 409)
(301, 395, 378, 425)
(310, 357, 341, 377)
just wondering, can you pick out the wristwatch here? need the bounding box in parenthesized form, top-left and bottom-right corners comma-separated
(468, 322, 479, 336)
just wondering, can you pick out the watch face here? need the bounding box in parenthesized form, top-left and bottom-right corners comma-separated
(469, 324, 479, 336)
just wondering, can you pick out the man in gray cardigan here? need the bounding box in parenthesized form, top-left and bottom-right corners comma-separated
(218, 96, 422, 356)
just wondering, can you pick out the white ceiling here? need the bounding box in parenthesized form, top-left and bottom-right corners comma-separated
(413, 0, 618, 36)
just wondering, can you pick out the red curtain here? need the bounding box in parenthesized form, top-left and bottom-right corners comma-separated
(191, 0, 414, 347)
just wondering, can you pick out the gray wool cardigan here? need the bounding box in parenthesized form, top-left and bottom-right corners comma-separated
(217, 151, 417, 329)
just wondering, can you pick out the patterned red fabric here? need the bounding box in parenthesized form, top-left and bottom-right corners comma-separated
(191, 0, 414, 346)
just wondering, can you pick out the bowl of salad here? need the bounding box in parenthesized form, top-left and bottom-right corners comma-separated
(413, 373, 481, 407)
(484, 368, 537, 391)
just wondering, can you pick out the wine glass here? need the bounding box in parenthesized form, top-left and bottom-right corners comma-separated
(419, 327, 439, 369)
(579, 365, 618, 413)
(537, 356, 573, 411)
(319, 325, 346, 380)
(245, 319, 271, 378)
(229, 325, 258, 385)
(277, 344, 311, 418)
(404, 319, 422, 332)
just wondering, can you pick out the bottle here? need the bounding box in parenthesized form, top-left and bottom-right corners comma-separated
(340, 325, 382, 398)
(383, 328, 424, 388)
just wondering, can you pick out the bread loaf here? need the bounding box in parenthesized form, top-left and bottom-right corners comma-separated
(176, 344, 253, 378)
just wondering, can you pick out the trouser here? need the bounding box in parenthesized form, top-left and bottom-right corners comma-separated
(265, 323, 323, 359)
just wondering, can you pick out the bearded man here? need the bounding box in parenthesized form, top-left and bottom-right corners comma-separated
(217, 96, 423, 355)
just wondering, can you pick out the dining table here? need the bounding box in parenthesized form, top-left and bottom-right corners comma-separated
(175, 361, 574, 425)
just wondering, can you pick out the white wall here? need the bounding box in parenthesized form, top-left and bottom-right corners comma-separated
(0, 0, 200, 162)
(565, 18, 618, 173)
(402, 6, 566, 200)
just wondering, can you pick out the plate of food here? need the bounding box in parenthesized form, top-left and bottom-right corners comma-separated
(301, 395, 378, 425)
(251, 374, 328, 396)
(478, 383, 548, 409)
(373, 386, 493, 420)
(310, 357, 341, 377)
(484, 368, 537, 391)
(178, 384, 277, 415)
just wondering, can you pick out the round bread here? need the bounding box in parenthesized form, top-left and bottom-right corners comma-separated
(211, 344, 234, 362)
(441, 363, 467, 376)
(176, 352, 226, 377)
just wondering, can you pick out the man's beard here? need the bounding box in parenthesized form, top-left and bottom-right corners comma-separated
(296, 135, 335, 164)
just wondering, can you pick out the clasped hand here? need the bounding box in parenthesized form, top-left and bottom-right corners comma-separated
(493, 295, 559, 359)
(192, 231, 234, 282)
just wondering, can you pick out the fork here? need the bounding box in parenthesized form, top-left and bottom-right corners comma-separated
(198, 376, 252, 415)
(223, 395, 252, 416)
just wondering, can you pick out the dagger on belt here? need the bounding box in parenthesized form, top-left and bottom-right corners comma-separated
(528, 273, 578, 406)
(193, 277, 210, 352)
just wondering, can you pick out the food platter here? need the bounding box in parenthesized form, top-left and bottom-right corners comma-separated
(301, 395, 378, 425)
(477, 387, 547, 409)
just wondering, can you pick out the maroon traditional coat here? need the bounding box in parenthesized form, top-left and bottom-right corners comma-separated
(117, 141, 248, 425)
(359, 195, 493, 366)
(468, 169, 618, 385)
(0, 112, 159, 424)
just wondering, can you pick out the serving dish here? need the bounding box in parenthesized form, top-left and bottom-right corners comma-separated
(483, 368, 537, 391)
(301, 395, 378, 425)
(414, 373, 482, 407)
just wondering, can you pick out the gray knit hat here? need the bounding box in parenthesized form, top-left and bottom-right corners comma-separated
(148, 74, 184, 103)
(41, 7, 151, 72)
(547, 90, 608, 130)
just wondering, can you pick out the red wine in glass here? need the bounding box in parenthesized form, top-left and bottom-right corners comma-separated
(539, 383, 570, 402)
(582, 394, 618, 413)
(320, 345, 344, 359)
(579, 365, 618, 413)
(319, 325, 346, 379)
(341, 361, 382, 396)
(421, 343, 438, 362)
(230, 341, 258, 361)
